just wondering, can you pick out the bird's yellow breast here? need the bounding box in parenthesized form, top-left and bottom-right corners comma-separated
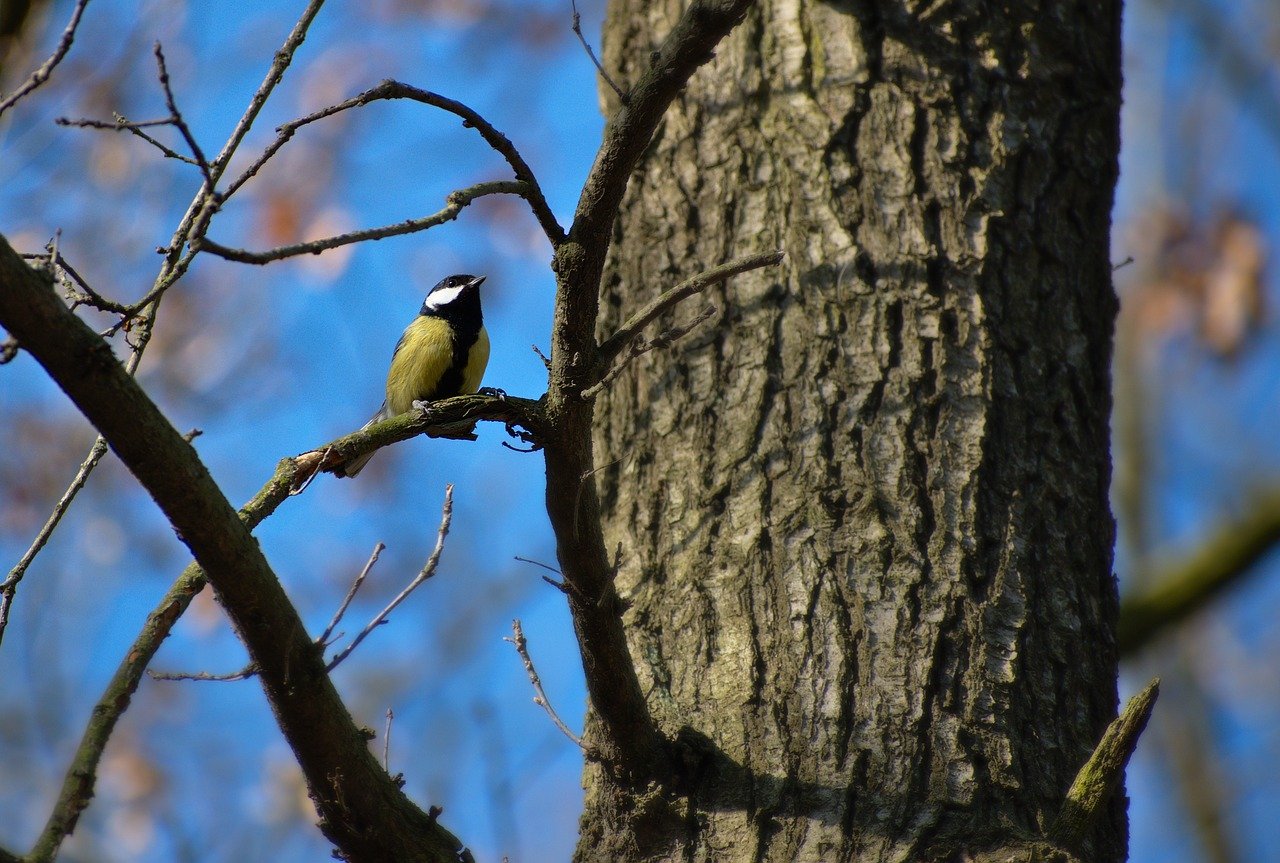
(462, 326, 490, 393)
(385, 316, 489, 415)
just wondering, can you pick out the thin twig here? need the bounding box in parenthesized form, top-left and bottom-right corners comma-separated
(0, 438, 108, 648)
(597, 250, 785, 362)
(153, 540, 387, 681)
(570, 0, 628, 104)
(196, 180, 527, 264)
(54, 114, 202, 166)
(152, 43, 214, 189)
(504, 619, 591, 754)
(0, 0, 92, 117)
(319, 542, 385, 647)
(383, 708, 394, 770)
(221, 79, 564, 246)
(326, 486, 454, 670)
(48, 247, 128, 314)
(582, 305, 716, 400)
(57, 116, 176, 129)
(514, 555, 561, 575)
(1048, 678, 1160, 850)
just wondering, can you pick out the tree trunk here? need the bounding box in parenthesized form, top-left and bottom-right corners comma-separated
(586, 1, 1124, 861)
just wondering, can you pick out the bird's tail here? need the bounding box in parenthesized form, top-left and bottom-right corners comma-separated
(334, 403, 389, 479)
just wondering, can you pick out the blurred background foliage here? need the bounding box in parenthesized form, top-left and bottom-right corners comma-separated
(0, 1, 1277, 861)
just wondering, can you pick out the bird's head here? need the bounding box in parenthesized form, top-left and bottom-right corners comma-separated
(423, 274, 485, 312)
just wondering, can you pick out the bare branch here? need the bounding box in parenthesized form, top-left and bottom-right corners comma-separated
(1049, 678, 1160, 850)
(0, 438, 108, 648)
(300, 391, 545, 484)
(583, 305, 716, 400)
(1119, 488, 1280, 655)
(49, 247, 128, 314)
(319, 542, 385, 648)
(0, 0, 92, 117)
(30, 565, 206, 859)
(571, 0, 627, 105)
(152, 42, 214, 189)
(541, 0, 758, 784)
(514, 555, 561, 575)
(55, 114, 203, 167)
(597, 250, 784, 362)
(0, 235, 468, 861)
(383, 708, 395, 771)
(196, 180, 527, 264)
(327, 487, 454, 671)
(149, 664, 259, 683)
(56, 115, 175, 129)
(505, 619, 593, 754)
(223, 78, 564, 246)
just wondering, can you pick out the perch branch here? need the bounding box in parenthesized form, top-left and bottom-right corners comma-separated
(300, 391, 545, 485)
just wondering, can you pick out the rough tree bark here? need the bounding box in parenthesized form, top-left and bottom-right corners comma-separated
(588, 1, 1123, 861)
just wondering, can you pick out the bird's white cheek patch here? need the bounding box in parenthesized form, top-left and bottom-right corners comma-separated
(425, 286, 465, 309)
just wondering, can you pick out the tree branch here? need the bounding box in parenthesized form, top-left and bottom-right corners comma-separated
(27, 430, 326, 862)
(582, 305, 716, 400)
(327, 488, 453, 671)
(0, 236, 469, 862)
(1119, 490, 1280, 655)
(505, 618, 593, 755)
(1049, 678, 1160, 850)
(300, 391, 545, 483)
(570, 0, 627, 105)
(318, 542, 385, 648)
(196, 180, 528, 264)
(0, 438, 106, 648)
(0, 0, 91, 117)
(221, 78, 564, 246)
(596, 250, 784, 363)
(542, 0, 758, 786)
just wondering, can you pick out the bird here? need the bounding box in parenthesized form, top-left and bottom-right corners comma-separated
(335, 273, 490, 478)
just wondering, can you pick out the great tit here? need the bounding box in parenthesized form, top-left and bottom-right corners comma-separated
(336, 273, 490, 478)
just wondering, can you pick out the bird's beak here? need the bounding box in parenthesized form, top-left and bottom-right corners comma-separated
(469, 276, 486, 290)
